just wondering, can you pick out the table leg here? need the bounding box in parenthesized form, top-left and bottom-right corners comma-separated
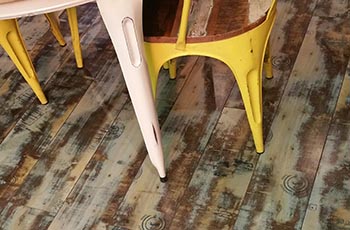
(95, 0, 167, 182)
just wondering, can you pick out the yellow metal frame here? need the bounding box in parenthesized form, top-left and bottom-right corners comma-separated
(0, 8, 82, 104)
(144, 0, 277, 153)
(0, 19, 48, 104)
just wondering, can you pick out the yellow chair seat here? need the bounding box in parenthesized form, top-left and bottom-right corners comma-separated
(143, 0, 277, 153)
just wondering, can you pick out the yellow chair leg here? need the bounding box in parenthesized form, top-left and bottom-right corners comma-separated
(45, 12, 66, 47)
(66, 7, 83, 68)
(264, 41, 273, 79)
(233, 66, 264, 153)
(0, 19, 47, 104)
(162, 59, 177, 79)
(162, 61, 169, 69)
(168, 59, 177, 79)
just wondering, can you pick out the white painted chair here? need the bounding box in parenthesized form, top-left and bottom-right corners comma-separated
(0, 0, 167, 181)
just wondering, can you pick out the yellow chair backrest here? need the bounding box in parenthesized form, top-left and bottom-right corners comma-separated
(175, 0, 191, 50)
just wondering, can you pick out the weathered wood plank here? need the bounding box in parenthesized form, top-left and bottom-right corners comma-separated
(0, 3, 110, 208)
(95, 57, 234, 229)
(46, 57, 197, 229)
(156, 57, 199, 124)
(302, 123, 350, 230)
(333, 62, 350, 125)
(167, 2, 321, 225)
(0, 205, 54, 230)
(0, 10, 132, 230)
(313, 0, 349, 17)
(165, 2, 320, 227)
(0, 0, 349, 229)
(4, 56, 126, 210)
(302, 61, 350, 230)
(169, 107, 256, 229)
(233, 7, 350, 229)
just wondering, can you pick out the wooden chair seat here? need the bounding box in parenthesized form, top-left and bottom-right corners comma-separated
(143, 0, 272, 43)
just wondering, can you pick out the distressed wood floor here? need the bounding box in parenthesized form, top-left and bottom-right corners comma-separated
(0, 1, 349, 229)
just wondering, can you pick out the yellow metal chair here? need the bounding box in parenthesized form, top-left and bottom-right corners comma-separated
(0, 8, 82, 104)
(39, 0, 276, 179)
(143, 0, 277, 153)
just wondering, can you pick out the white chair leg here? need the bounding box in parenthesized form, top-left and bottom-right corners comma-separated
(96, 0, 167, 182)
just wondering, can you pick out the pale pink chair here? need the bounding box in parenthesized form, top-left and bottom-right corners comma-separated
(0, 0, 167, 181)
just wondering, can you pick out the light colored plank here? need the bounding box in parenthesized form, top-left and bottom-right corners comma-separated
(0, 205, 54, 230)
(47, 57, 196, 230)
(21, 58, 126, 212)
(169, 107, 257, 229)
(233, 12, 349, 229)
(302, 123, 350, 230)
(0, 3, 110, 208)
(99, 57, 234, 229)
(302, 61, 350, 229)
(0, 55, 127, 230)
(187, 0, 213, 37)
(47, 103, 146, 230)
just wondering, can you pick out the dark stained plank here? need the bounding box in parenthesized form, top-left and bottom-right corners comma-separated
(233, 5, 350, 229)
(302, 61, 350, 229)
(97, 57, 234, 229)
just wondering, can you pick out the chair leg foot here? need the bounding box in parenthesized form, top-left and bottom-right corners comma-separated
(160, 175, 168, 183)
(45, 12, 67, 47)
(168, 59, 177, 79)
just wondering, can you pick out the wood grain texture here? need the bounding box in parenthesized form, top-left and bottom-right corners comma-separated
(302, 61, 350, 230)
(100, 57, 234, 229)
(0, 1, 349, 229)
(233, 1, 350, 228)
(46, 57, 196, 230)
(169, 107, 256, 230)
